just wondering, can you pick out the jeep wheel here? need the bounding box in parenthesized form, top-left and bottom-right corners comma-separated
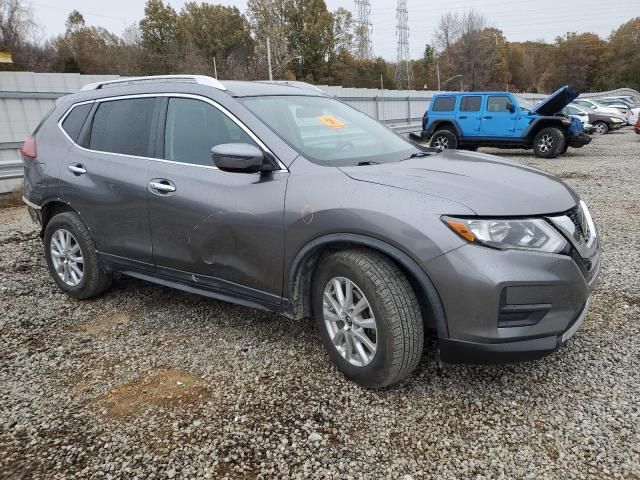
(312, 249, 424, 389)
(44, 212, 112, 299)
(533, 127, 565, 158)
(429, 130, 458, 151)
(592, 121, 609, 135)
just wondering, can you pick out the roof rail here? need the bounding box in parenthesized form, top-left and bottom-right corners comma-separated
(256, 80, 325, 94)
(80, 75, 226, 92)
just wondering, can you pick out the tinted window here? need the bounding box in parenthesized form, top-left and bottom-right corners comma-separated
(89, 98, 156, 156)
(487, 96, 511, 112)
(460, 96, 481, 112)
(164, 98, 256, 166)
(62, 103, 92, 142)
(432, 96, 456, 112)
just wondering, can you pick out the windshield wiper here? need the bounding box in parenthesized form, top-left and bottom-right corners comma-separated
(357, 161, 380, 166)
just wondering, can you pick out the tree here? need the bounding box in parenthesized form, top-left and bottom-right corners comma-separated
(247, 0, 288, 77)
(283, 0, 334, 82)
(0, 0, 35, 51)
(139, 0, 178, 55)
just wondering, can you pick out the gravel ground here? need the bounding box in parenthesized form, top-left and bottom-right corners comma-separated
(1, 128, 639, 479)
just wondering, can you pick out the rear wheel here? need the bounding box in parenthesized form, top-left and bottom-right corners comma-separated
(44, 212, 112, 299)
(429, 129, 458, 151)
(533, 127, 565, 158)
(592, 121, 609, 135)
(312, 249, 424, 389)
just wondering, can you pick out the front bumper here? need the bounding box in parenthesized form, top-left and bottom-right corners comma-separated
(567, 132, 592, 148)
(439, 297, 591, 363)
(426, 235, 601, 364)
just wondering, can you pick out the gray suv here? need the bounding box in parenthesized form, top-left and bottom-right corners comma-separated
(21, 75, 601, 388)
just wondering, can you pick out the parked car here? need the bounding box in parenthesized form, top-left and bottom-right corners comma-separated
(597, 97, 640, 125)
(572, 98, 627, 118)
(561, 105, 594, 134)
(595, 98, 629, 115)
(21, 75, 601, 388)
(636, 115, 640, 134)
(420, 85, 591, 158)
(563, 104, 625, 135)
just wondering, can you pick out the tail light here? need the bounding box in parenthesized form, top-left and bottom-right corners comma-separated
(20, 136, 37, 159)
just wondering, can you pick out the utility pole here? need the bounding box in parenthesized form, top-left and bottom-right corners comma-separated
(267, 37, 273, 81)
(436, 61, 441, 91)
(354, 0, 373, 60)
(395, 0, 410, 90)
(213, 57, 218, 79)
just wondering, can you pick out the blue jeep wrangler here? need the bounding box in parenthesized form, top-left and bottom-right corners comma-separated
(419, 85, 591, 158)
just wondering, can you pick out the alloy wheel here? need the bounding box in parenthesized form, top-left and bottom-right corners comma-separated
(593, 123, 607, 135)
(50, 228, 84, 286)
(537, 134, 554, 153)
(322, 277, 377, 367)
(433, 135, 449, 150)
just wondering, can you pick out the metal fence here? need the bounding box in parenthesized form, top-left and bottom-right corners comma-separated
(1, 72, 639, 194)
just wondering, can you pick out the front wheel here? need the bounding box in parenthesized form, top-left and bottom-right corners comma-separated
(533, 127, 565, 158)
(429, 130, 458, 151)
(592, 121, 609, 135)
(312, 249, 424, 389)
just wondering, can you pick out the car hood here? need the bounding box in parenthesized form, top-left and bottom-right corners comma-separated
(340, 150, 579, 216)
(533, 85, 580, 116)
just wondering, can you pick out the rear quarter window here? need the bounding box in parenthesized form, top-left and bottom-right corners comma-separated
(89, 98, 156, 157)
(61, 103, 93, 142)
(432, 96, 456, 112)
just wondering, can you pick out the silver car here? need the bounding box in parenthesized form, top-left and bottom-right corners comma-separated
(21, 76, 601, 388)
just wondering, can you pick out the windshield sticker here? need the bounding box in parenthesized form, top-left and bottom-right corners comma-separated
(318, 115, 346, 129)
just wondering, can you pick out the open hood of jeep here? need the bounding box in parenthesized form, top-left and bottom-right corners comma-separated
(533, 85, 580, 116)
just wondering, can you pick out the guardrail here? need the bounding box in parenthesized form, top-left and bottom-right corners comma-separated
(0, 160, 23, 180)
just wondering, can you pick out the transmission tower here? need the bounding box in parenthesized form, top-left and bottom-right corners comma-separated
(395, 0, 411, 89)
(354, 0, 373, 60)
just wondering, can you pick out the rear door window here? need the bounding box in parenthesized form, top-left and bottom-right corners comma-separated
(89, 98, 156, 156)
(61, 103, 93, 142)
(432, 96, 456, 112)
(460, 96, 482, 112)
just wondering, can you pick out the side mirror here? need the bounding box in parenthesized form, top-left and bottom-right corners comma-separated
(507, 103, 516, 113)
(211, 143, 270, 173)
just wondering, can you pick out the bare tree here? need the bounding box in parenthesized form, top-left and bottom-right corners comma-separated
(434, 12, 460, 52)
(0, 0, 36, 51)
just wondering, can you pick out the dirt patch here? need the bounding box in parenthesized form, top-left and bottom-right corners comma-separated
(0, 190, 23, 209)
(93, 368, 209, 417)
(85, 311, 130, 335)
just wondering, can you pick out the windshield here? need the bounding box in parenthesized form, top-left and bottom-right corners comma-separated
(515, 95, 534, 112)
(240, 95, 418, 166)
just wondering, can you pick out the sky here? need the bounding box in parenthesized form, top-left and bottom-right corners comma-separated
(30, 0, 640, 59)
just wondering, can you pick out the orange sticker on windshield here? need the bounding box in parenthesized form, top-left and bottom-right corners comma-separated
(318, 115, 346, 129)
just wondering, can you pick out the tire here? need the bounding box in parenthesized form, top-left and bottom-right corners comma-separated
(592, 121, 609, 135)
(429, 129, 458, 151)
(44, 212, 112, 299)
(311, 249, 424, 389)
(533, 127, 565, 158)
(561, 143, 569, 154)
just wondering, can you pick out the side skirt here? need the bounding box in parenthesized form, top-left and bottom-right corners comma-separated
(99, 252, 284, 313)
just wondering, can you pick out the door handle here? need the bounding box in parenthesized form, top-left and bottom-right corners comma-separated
(458, 115, 468, 119)
(483, 116, 493, 119)
(149, 179, 176, 193)
(68, 164, 87, 175)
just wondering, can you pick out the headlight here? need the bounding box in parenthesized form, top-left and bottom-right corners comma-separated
(442, 216, 568, 253)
